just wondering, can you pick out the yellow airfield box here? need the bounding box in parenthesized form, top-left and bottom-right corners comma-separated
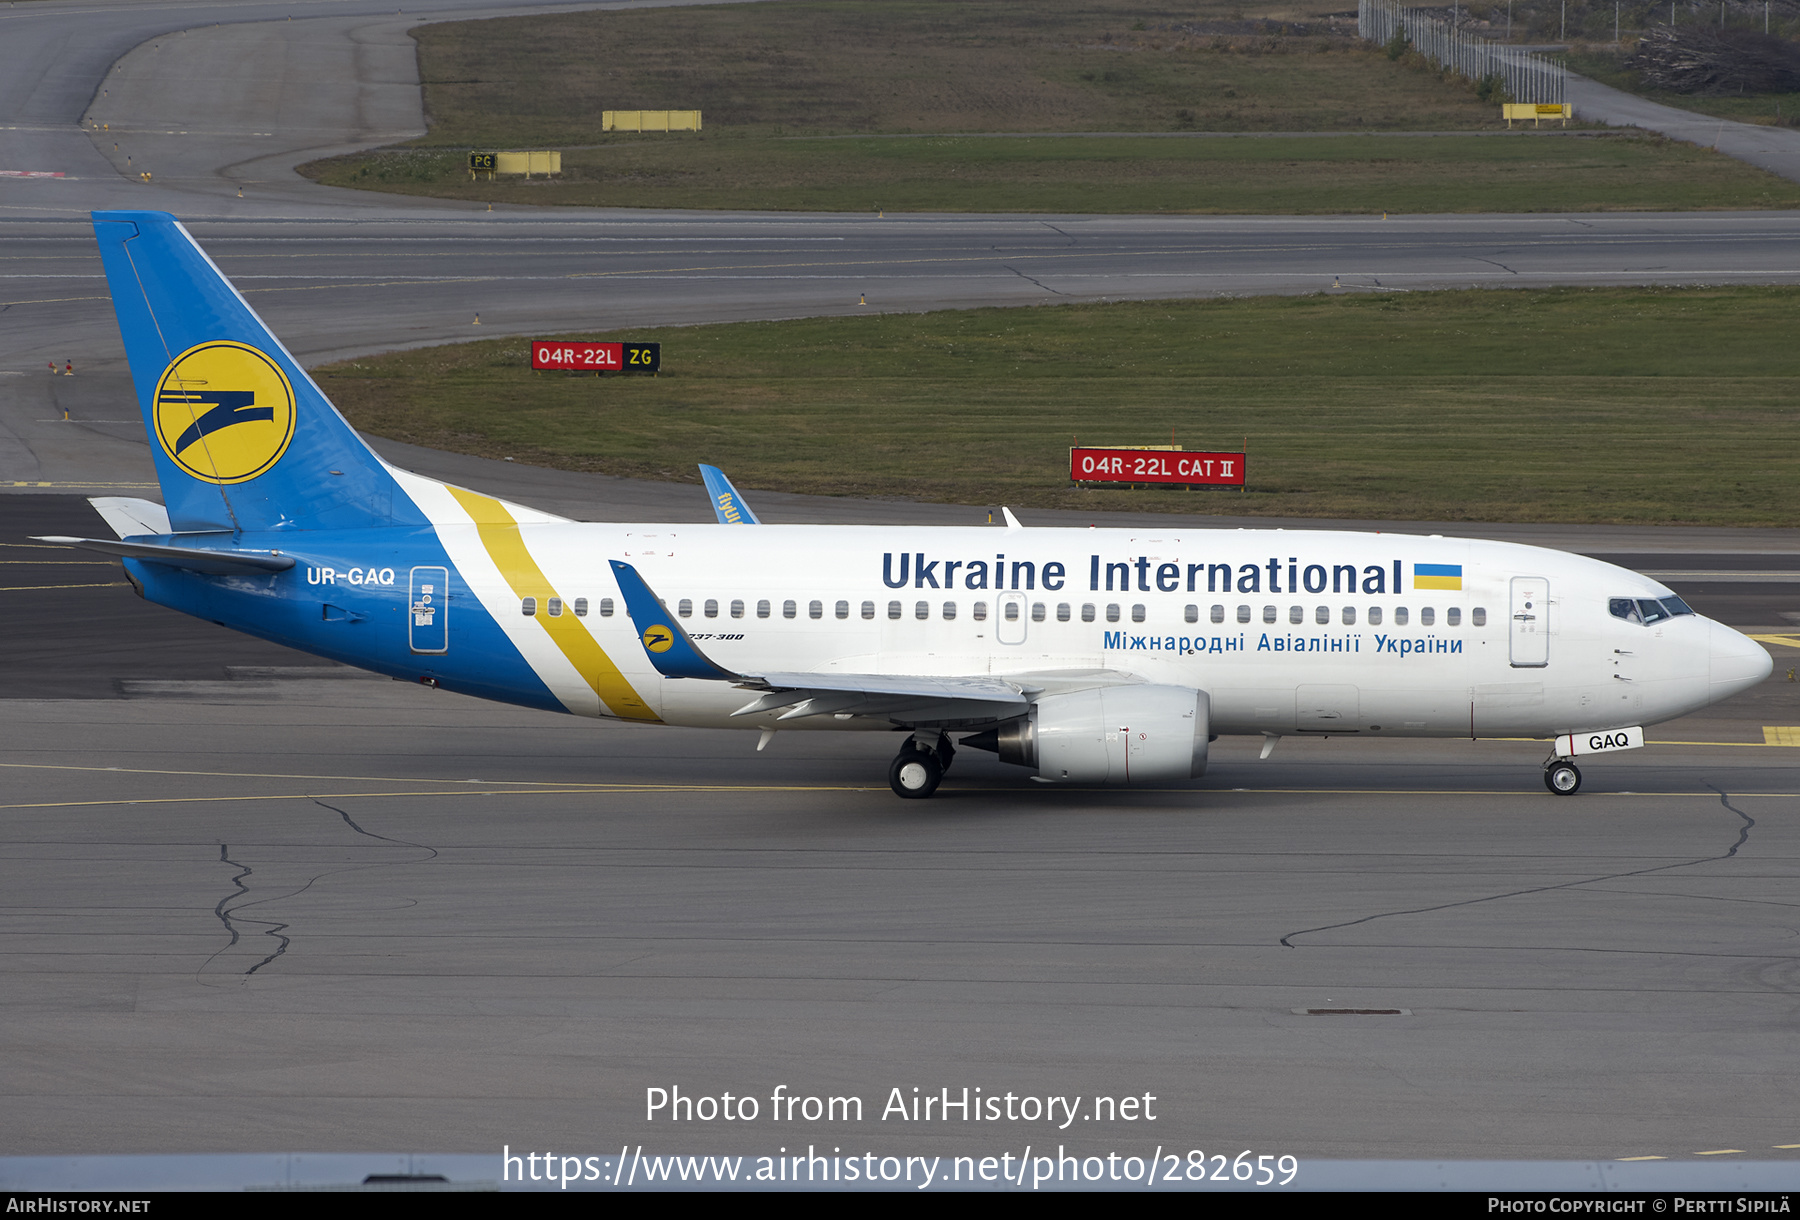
(1503, 103, 1572, 127)
(603, 110, 702, 133)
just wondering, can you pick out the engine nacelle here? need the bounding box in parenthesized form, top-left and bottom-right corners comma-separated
(964, 686, 1209, 784)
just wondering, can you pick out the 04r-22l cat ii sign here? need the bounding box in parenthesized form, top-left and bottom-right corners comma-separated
(47, 211, 1772, 798)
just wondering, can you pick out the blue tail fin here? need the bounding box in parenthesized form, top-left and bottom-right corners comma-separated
(92, 211, 424, 534)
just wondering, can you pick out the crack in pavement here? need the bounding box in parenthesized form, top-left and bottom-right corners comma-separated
(209, 844, 247, 954)
(1468, 256, 1519, 275)
(201, 843, 293, 977)
(1280, 785, 1756, 948)
(199, 802, 439, 979)
(317, 797, 439, 862)
(1003, 264, 1066, 296)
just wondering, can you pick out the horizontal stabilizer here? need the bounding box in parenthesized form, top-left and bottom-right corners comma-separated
(88, 496, 171, 539)
(34, 536, 296, 575)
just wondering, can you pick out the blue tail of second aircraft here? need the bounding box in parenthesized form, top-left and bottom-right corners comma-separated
(93, 210, 425, 535)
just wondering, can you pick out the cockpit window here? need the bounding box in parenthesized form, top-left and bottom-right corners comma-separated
(1612, 595, 1696, 625)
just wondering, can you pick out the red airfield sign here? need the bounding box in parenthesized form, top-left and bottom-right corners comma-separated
(1071, 447, 1245, 487)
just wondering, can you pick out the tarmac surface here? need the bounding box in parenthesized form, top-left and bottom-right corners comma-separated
(1, 0, 1799, 1176)
(5, 499, 1800, 1163)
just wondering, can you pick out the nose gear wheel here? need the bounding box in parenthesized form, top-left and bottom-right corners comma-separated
(1544, 761, 1582, 795)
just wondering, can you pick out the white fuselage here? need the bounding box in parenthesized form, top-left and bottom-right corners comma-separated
(424, 515, 1766, 741)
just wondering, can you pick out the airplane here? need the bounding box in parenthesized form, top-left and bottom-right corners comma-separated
(41, 211, 1773, 799)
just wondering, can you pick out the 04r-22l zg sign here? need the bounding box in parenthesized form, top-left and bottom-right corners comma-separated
(1071, 447, 1246, 487)
(531, 341, 661, 374)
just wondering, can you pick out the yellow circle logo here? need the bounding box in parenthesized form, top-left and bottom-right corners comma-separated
(153, 342, 296, 484)
(642, 625, 675, 653)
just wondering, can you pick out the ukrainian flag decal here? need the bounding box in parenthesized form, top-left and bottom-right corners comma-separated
(1415, 563, 1463, 591)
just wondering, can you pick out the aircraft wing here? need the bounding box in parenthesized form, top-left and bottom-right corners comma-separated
(729, 672, 1030, 723)
(609, 559, 1030, 723)
(698, 464, 761, 524)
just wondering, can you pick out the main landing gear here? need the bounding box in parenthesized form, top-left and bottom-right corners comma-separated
(1544, 758, 1582, 795)
(889, 732, 954, 799)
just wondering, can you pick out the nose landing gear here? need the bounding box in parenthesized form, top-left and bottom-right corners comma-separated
(889, 732, 954, 799)
(1544, 758, 1582, 795)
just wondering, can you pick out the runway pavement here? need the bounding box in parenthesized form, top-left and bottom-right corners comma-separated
(3, 628, 1799, 1162)
(2, 0, 1800, 1178)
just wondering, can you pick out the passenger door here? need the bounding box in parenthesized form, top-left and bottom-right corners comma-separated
(1510, 576, 1548, 668)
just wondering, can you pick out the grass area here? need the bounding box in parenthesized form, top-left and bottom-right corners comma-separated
(1569, 46, 1800, 127)
(405, 0, 1492, 142)
(315, 286, 1800, 527)
(304, 131, 1796, 213)
(298, 0, 1798, 213)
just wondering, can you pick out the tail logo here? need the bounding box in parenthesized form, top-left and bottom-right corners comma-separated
(153, 342, 296, 484)
(641, 625, 675, 654)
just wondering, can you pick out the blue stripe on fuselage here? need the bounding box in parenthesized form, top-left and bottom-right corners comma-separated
(123, 526, 565, 714)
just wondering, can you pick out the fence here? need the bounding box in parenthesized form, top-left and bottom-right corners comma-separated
(1358, 0, 1567, 106)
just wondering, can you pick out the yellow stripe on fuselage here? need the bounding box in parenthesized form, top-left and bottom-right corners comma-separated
(445, 486, 659, 722)
(1414, 575, 1463, 591)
